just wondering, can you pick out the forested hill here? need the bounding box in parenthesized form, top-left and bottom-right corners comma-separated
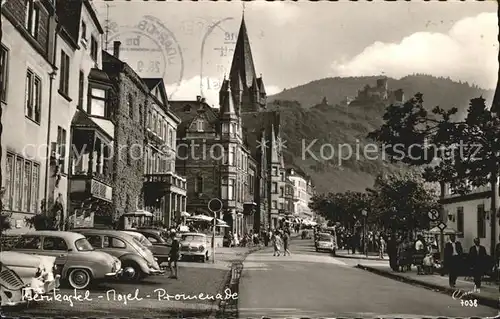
(267, 74, 494, 194)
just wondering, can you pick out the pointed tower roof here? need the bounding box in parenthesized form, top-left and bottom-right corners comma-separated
(229, 15, 257, 89)
(271, 124, 280, 163)
(257, 75, 266, 94)
(220, 84, 236, 117)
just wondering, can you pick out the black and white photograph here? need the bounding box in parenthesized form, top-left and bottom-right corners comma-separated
(0, 0, 499, 318)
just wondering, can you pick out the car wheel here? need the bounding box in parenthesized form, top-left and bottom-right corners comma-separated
(121, 262, 142, 281)
(201, 256, 206, 263)
(205, 252, 209, 261)
(68, 268, 92, 290)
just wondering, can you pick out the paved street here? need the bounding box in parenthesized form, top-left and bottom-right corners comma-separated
(239, 237, 499, 318)
(1, 247, 250, 318)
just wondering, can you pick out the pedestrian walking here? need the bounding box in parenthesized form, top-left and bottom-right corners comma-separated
(379, 236, 386, 259)
(387, 234, 398, 271)
(495, 235, 500, 292)
(283, 231, 291, 256)
(444, 234, 463, 288)
(469, 237, 487, 289)
(414, 235, 426, 274)
(273, 231, 282, 256)
(168, 231, 180, 279)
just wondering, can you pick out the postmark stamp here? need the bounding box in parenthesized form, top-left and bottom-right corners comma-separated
(106, 15, 184, 99)
(200, 17, 239, 98)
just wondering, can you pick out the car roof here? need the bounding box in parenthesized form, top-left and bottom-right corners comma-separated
(181, 232, 206, 236)
(318, 233, 333, 237)
(123, 231, 145, 239)
(21, 231, 85, 241)
(73, 228, 135, 239)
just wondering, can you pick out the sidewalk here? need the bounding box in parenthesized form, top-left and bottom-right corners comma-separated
(357, 263, 499, 309)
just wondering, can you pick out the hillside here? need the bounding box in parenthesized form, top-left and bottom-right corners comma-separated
(267, 74, 495, 194)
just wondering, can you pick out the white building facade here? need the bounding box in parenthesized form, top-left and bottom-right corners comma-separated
(287, 168, 314, 220)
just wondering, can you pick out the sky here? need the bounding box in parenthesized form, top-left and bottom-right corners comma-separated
(95, 1, 498, 107)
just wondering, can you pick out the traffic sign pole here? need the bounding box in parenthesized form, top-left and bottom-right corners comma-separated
(208, 198, 223, 264)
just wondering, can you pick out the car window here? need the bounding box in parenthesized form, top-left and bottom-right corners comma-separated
(104, 237, 126, 249)
(15, 236, 41, 249)
(147, 236, 158, 243)
(181, 235, 205, 241)
(319, 235, 332, 241)
(85, 235, 102, 248)
(43, 236, 68, 251)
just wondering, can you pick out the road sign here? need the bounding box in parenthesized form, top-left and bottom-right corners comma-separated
(437, 221, 447, 231)
(428, 209, 440, 222)
(208, 198, 223, 213)
(354, 221, 361, 228)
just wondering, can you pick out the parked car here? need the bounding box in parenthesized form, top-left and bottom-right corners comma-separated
(315, 233, 336, 254)
(0, 251, 60, 306)
(179, 232, 211, 262)
(124, 230, 171, 264)
(10, 231, 121, 290)
(74, 229, 164, 281)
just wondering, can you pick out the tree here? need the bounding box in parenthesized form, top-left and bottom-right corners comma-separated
(369, 173, 438, 234)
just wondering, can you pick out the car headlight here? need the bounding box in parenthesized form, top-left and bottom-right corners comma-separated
(199, 246, 204, 252)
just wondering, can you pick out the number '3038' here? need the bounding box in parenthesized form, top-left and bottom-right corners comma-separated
(461, 299, 478, 307)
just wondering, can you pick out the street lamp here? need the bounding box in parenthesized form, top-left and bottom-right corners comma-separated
(361, 209, 368, 257)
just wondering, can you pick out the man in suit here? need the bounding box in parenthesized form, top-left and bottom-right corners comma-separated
(469, 237, 487, 289)
(444, 234, 463, 288)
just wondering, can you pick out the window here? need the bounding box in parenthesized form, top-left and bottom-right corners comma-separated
(457, 207, 464, 238)
(24, 0, 39, 38)
(57, 126, 67, 172)
(229, 146, 235, 165)
(196, 119, 204, 132)
(221, 178, 234, 200)
(128, 94, 134, 118)
(272, 182, 278, 194)
(152, 112, 157, 132)
(195, 176, 203, 193)
(0, 45, 8, 102)
(169, 129, 174, 147)
(147, 110, 152, 129)
(43, 237, 68, 251)
(59, 51, 70, 96)
(477, 204, 486, 239)
(280, 187, 284, 197)
(272, 167, 278, 176)
(272, 200, 277, 209)
(5, 153, 40, 212)
(78, 70, 84, 109)
(88, 87, 107, 117)
(183, 105, 191, 112)
(81, 21, 87, 41)
(25, 70, 41, 123)
(127, 139, 132, 165)
(104, 237, 126, 249)
(279, 203, 284, 210)
(85, 235, 102, 248)
(15, 236, 41, 249)
(23, 161, 31, 212)
(90, 36, 98, 61)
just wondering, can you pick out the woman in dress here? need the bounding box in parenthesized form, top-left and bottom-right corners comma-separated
(273, 231, 282, 256)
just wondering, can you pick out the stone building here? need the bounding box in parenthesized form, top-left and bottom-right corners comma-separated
(101, 44, 147, 220)
(141, 78, 186, 228)
(171, 94, 256, 236)
(1, 0, 58, 232)
(287, 168, 315, 220)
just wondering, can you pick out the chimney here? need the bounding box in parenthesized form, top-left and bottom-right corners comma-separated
(201, 97, 206, 103)
(196, 95, 201, 102)
(113, 41, 121, 59)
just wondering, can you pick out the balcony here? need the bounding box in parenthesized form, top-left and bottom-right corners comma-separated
(144, 172, 187, 196)
(70, 173, 113, 202)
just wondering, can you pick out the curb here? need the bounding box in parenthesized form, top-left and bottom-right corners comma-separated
(336, 254, 384, 261)
(209, 246, 263, 319)
(356, 264, 500, 309)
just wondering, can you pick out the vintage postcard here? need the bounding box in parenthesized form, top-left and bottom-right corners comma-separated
(0, 0, 499, 318)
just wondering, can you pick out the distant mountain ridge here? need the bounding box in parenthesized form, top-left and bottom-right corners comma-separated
(266, 74, 494, 194)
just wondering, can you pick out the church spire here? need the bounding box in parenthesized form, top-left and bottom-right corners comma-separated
(229, 15, 257, 90)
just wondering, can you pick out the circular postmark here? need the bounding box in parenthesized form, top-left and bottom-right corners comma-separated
(199, 17, 239, 99)
(107, 15, 184, 99)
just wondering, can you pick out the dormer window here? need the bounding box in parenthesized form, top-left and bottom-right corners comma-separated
(196, 119, 204, 132)
(183, 105, 191, 112)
